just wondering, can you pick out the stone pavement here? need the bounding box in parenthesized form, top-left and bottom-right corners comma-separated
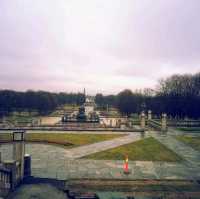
(25, 132, 200, 180)
(30, 157, 200, 180)
(152, 133, 200, 168)
(1, 130, 200, 181)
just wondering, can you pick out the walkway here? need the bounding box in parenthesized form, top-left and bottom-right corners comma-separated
(31, 158, 200, 180)
(152, 133, 200, 167)
(64, 133, 143, 158)
(151, 129, 200, 180)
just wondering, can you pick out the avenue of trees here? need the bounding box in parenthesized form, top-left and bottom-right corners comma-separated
(95, 72, 200, 119)
(0, 90, 85, 116)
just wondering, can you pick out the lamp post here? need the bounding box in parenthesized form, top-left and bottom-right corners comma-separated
(12, 131, 25, 180)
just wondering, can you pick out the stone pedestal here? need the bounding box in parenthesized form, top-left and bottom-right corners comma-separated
(13, 142, 25, 181)
(161, 113, 167, 132)
(129, 121, 132, 128)
(148, 110, 152, 120)
(140, 112, 146, 129)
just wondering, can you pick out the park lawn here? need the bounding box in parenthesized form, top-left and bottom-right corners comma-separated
(0, 133, 12, 142)
(5, 115, 35, 124)
(25, 133, 125, 146)
(83, 137, 182, 162)
(175, 135, 200, 151)
(0, 132, 125, 147)
(62, 104, 79, 111)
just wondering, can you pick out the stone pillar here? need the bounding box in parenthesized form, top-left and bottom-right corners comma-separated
(140, 112, 146, 129)
(161, 113, 167, 132)
(129, 120, 132, 128)
(13, 142, 25, 181)
(148, 110, 152, 120)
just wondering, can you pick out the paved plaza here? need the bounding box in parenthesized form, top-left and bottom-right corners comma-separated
(0, 130, 200, 181)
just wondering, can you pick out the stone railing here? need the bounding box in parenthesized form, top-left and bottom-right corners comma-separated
(147, 113, 167, 132)
(148, 119, 162, 131)
(0, 166, 11, 197)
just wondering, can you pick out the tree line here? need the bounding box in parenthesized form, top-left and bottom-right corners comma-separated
(0, 90, 85, 116)
(1, 72, 199, 119)
(95, 72, 200, 119)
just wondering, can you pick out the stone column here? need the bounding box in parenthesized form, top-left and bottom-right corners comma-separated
(161, 113, 167, 132)
(129, 120, 132, 128)
(13, 142, 25, 181)
(140, 112, 146, 129)
(148, 110, 152, 120)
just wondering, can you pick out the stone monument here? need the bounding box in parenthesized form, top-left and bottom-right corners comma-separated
(148, 110, 152, 120)
(140, 112, 146, 129)
(161, 113, 167, 132)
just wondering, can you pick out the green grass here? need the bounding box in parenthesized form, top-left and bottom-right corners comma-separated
(5, 115, 35, 124)
(62, 104, 79, 110)
(0, 132, 125, 148)
(0, 133, 11, 142)
(175, 135, 200, 151)
(176, 127, 200, 132)
(11, 111, 39, 116)
(83, 137, 182, 162)
(26, 133, 125, 146)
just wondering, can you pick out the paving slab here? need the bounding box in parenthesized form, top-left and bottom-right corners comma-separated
(152, 133, 200, 167)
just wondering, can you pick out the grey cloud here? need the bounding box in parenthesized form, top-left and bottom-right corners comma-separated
(0, 0, 200, 94)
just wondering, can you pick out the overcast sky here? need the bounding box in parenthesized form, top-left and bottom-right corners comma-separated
(0, 0, 200, 94)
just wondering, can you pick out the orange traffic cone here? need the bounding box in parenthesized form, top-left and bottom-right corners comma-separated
(123, 155, 130, 174)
